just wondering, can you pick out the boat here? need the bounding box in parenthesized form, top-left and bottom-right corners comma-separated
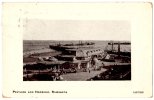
(49, 41, 95, 51)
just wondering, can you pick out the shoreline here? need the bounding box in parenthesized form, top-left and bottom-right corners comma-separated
(23, 49, 61, 63)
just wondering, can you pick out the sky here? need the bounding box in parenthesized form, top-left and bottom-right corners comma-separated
(23, 20, 131, 41)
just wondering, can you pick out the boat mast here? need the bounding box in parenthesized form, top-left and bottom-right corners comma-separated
(111, 42, 114, 52)
(118, 42, 120, 57)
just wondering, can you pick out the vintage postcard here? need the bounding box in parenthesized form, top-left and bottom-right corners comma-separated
(2, 3, 152, 98)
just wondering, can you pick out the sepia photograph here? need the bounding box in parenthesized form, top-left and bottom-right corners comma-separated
(23, 20, 131, 81)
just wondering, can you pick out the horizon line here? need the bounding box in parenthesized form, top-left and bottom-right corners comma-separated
(23, 39, 131, 41)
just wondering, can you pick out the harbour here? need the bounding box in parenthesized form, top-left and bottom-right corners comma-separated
(23, 40, 131, 81)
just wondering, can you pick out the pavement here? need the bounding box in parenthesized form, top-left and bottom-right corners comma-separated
(61, 68, 107, 81)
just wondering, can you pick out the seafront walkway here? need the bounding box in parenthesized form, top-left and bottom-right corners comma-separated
(61, 68, 107, 81)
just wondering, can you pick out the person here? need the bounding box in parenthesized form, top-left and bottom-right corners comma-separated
(59, 75, 64, 80)
(90, 58, 95, 70)
(86, 61, 91, 73)
(78, 62, 81, 70)
(54, 73, 64, 81)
